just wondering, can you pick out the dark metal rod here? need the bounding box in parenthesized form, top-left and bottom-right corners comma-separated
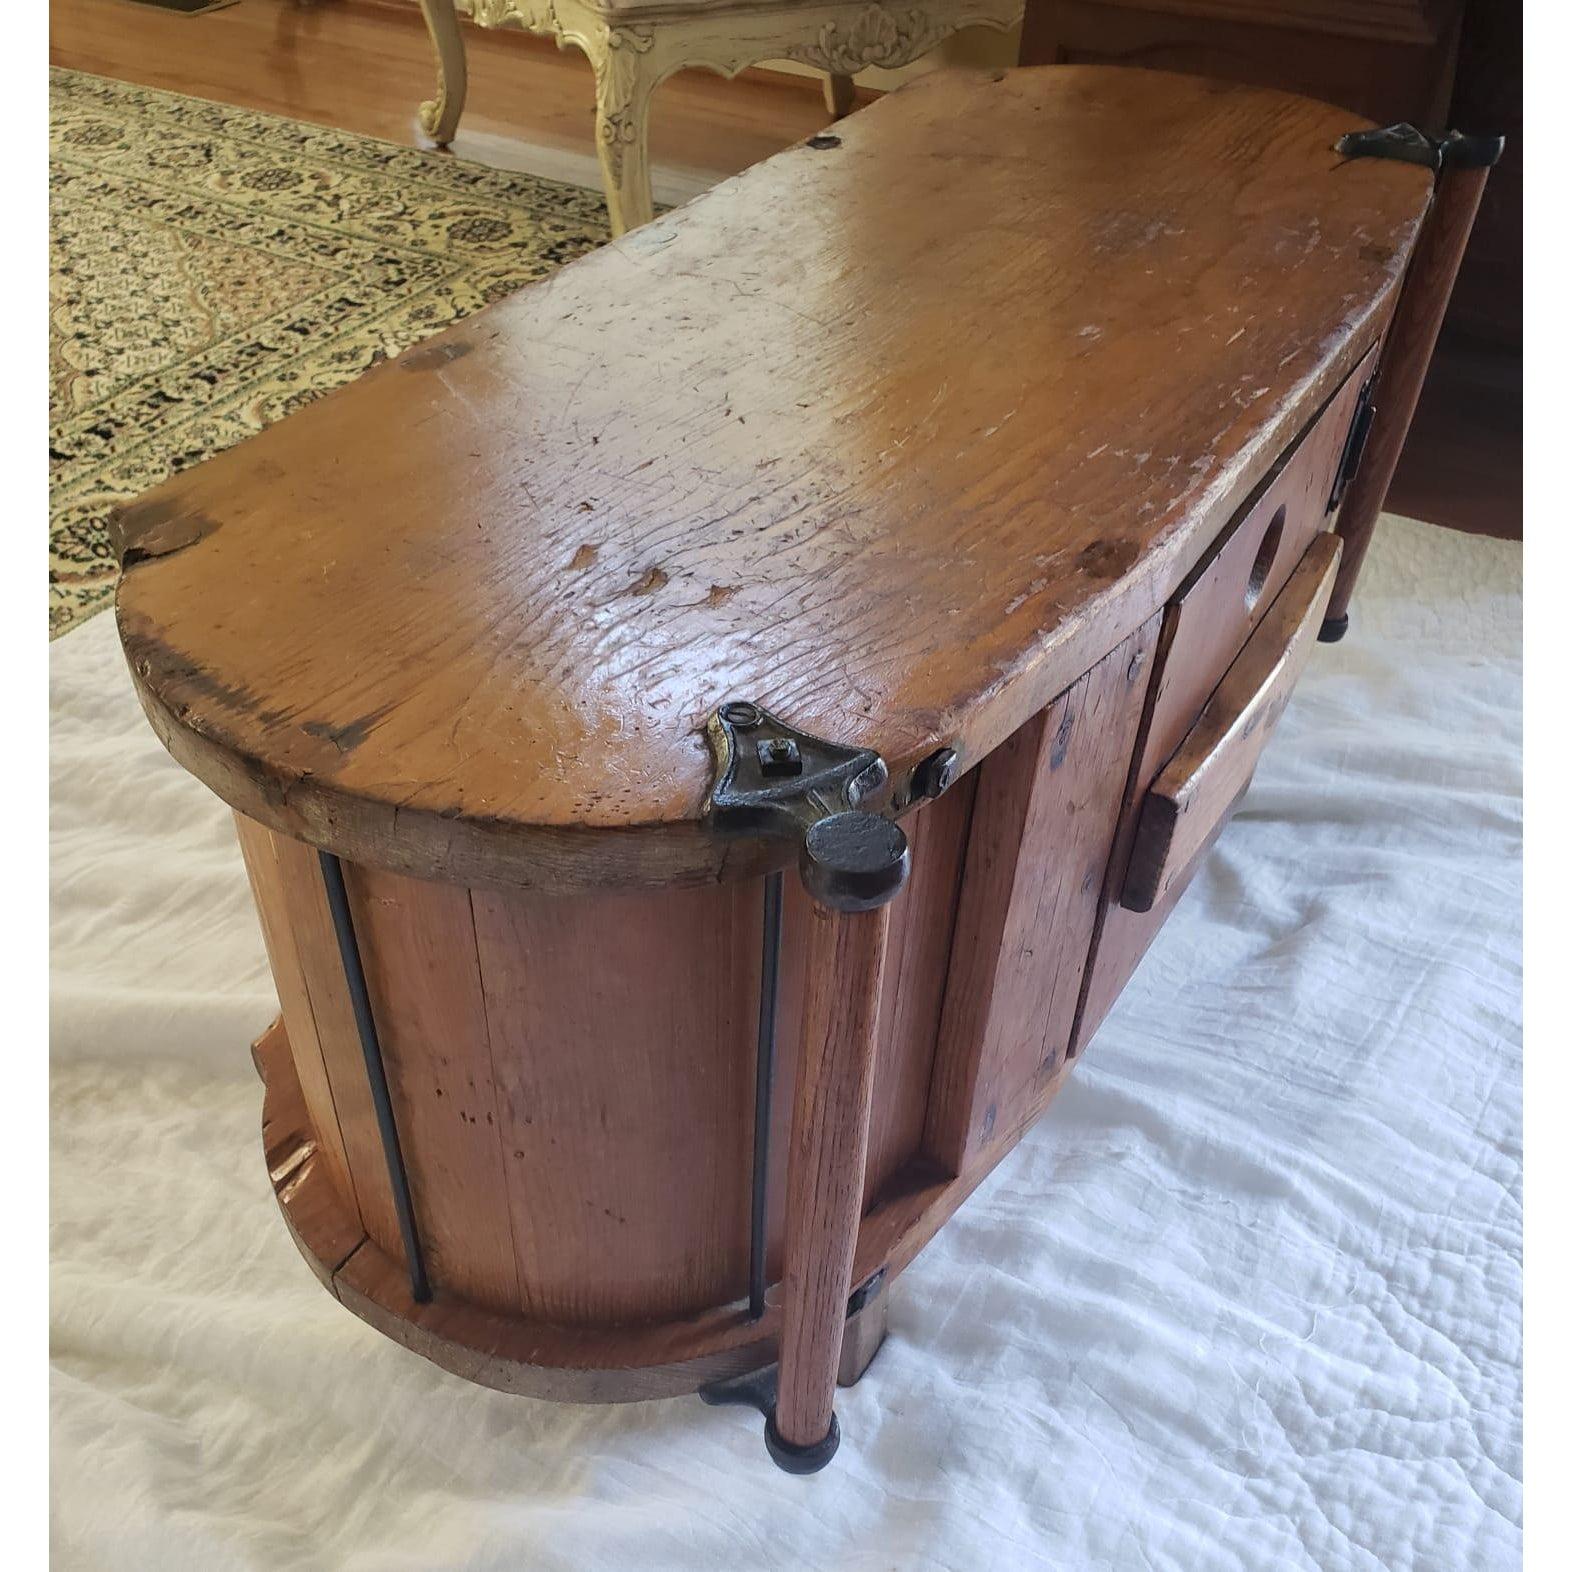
(317, 849, 432, 1304)
(748, 870, 784, 1320)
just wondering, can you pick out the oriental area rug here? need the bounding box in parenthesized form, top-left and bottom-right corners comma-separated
(49, 68, 610, 636)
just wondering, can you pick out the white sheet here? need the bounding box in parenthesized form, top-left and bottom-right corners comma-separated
(50, 514, 1522, 1571)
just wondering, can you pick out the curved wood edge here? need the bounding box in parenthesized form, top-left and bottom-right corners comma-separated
(254, 1017, 779, 1402)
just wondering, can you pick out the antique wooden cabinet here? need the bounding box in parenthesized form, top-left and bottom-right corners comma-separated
(112, 66, 1478, 1471)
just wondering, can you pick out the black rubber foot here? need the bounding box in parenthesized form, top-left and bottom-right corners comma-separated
(764, 1411, 841, 1475)
(1318, 614, 1349, 644)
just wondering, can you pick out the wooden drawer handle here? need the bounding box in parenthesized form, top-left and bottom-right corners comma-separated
(1121, 531, 1341, 914)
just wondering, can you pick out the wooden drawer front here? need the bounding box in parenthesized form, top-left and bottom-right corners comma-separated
(1122, 533, 1339, 913)
(1070, 347, 1375, 1052)
(1140, 342, 1376, 786)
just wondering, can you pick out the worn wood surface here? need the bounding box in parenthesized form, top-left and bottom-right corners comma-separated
(924, 620, 1157, 1170)
(1072, 350, 1373, 1051)
(115, 65, 1429, 893)
(776, 903, 890, 1449)
(344, 864, 522, 1313)
(1123, 532, 1339, 912)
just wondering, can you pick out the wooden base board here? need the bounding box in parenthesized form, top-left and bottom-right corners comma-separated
(254, 1015, 929, 1403)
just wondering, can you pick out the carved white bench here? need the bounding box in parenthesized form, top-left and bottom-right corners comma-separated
(416, 0, 1025, 233)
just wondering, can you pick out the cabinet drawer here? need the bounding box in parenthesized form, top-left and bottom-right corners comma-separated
(1070, 346, 1375, 1053)
(1121, 532, 1339, 913)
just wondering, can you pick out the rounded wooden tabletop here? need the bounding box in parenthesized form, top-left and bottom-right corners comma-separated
(114, 66, 1431, 893)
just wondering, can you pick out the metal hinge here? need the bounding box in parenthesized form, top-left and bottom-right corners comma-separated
(1327, 377, 1377, 514)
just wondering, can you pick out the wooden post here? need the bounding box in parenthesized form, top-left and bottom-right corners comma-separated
(1323, 130, 1504, 639)
(770, 899, 892, 1470)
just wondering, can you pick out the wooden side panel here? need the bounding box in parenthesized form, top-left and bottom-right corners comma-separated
(347, 864, 522, 1316)
(1073, 355, 1374, 1050)
(262, 831, 404, 1264)
(234, 814, 358, 1225)
(924, 619, 1160, 1171)
(470, 880, 761, 1327)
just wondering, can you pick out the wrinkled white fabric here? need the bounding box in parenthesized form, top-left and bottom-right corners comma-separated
(50, 514, 1521, 1570)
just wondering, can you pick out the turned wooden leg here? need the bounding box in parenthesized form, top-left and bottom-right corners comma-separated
(770, 899, 892, 1470)
(824, 73, 857, 120)
(1322, 130, 1503, 640)
(416, 0, 468, 146)
(591, 28, 658, 236)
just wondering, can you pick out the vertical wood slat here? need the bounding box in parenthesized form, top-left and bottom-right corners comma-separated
(775, 901, 892, 1452)
(924, 619, 1161, 1172)
(768, 782, 978, 1275)
(234, 814, 360, 1226)
(347, 865, 523, 1316)
(861, 777, 976, 1202)
(469, 879, 761, 1326)
(262, 830, 404, 1265)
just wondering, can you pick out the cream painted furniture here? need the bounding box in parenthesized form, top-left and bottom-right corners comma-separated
(415, 0, 1025, 233)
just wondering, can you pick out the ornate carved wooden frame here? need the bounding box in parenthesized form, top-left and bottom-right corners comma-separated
(417, 0, 1025, 233)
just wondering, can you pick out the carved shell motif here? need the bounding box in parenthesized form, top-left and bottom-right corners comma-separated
(786, 5, 949, 75)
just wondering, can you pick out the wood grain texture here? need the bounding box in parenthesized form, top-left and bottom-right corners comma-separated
(345, 864, 523, 1313)
(468, 878, 760, 1325)
(1072, 350, 1373, 1052)
(923, 620, 1158, 1169)
(776, 903, 890, 1448)
(256, 1017, 368, 1291)
(114, 65, 1429, 893)
(1123, 532, 1339, 912)
(255, 1017, 782, 1399)
(236, 819, 361, 1221)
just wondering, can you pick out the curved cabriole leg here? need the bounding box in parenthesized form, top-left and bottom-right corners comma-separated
(1322, 127, 1504, 641)
(416, 0, 469, 146)
(590, 26, 658, 236)
(824, 73, 856, 120)
(768, 898, 893, 1473)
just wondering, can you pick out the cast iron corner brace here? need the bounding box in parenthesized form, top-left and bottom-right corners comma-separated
(1334, 123, 1505, 172)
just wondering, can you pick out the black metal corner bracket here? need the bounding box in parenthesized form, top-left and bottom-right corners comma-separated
(704, 701, 911, 913)
(1335, 123, 1505, 172)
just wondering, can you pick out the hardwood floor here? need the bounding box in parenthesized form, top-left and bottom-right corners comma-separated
(49, 0, 850, 207)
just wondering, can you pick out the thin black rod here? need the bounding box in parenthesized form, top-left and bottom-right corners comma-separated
(317, 850, 432, 1304)
(748, 870, 785, 1320)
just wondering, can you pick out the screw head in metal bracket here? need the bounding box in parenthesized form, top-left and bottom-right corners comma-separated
(757, 736, 802, 778)
(720, 700, 763, 730)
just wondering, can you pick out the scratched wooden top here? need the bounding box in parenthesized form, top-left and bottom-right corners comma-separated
(114, 66, 1430, 893)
